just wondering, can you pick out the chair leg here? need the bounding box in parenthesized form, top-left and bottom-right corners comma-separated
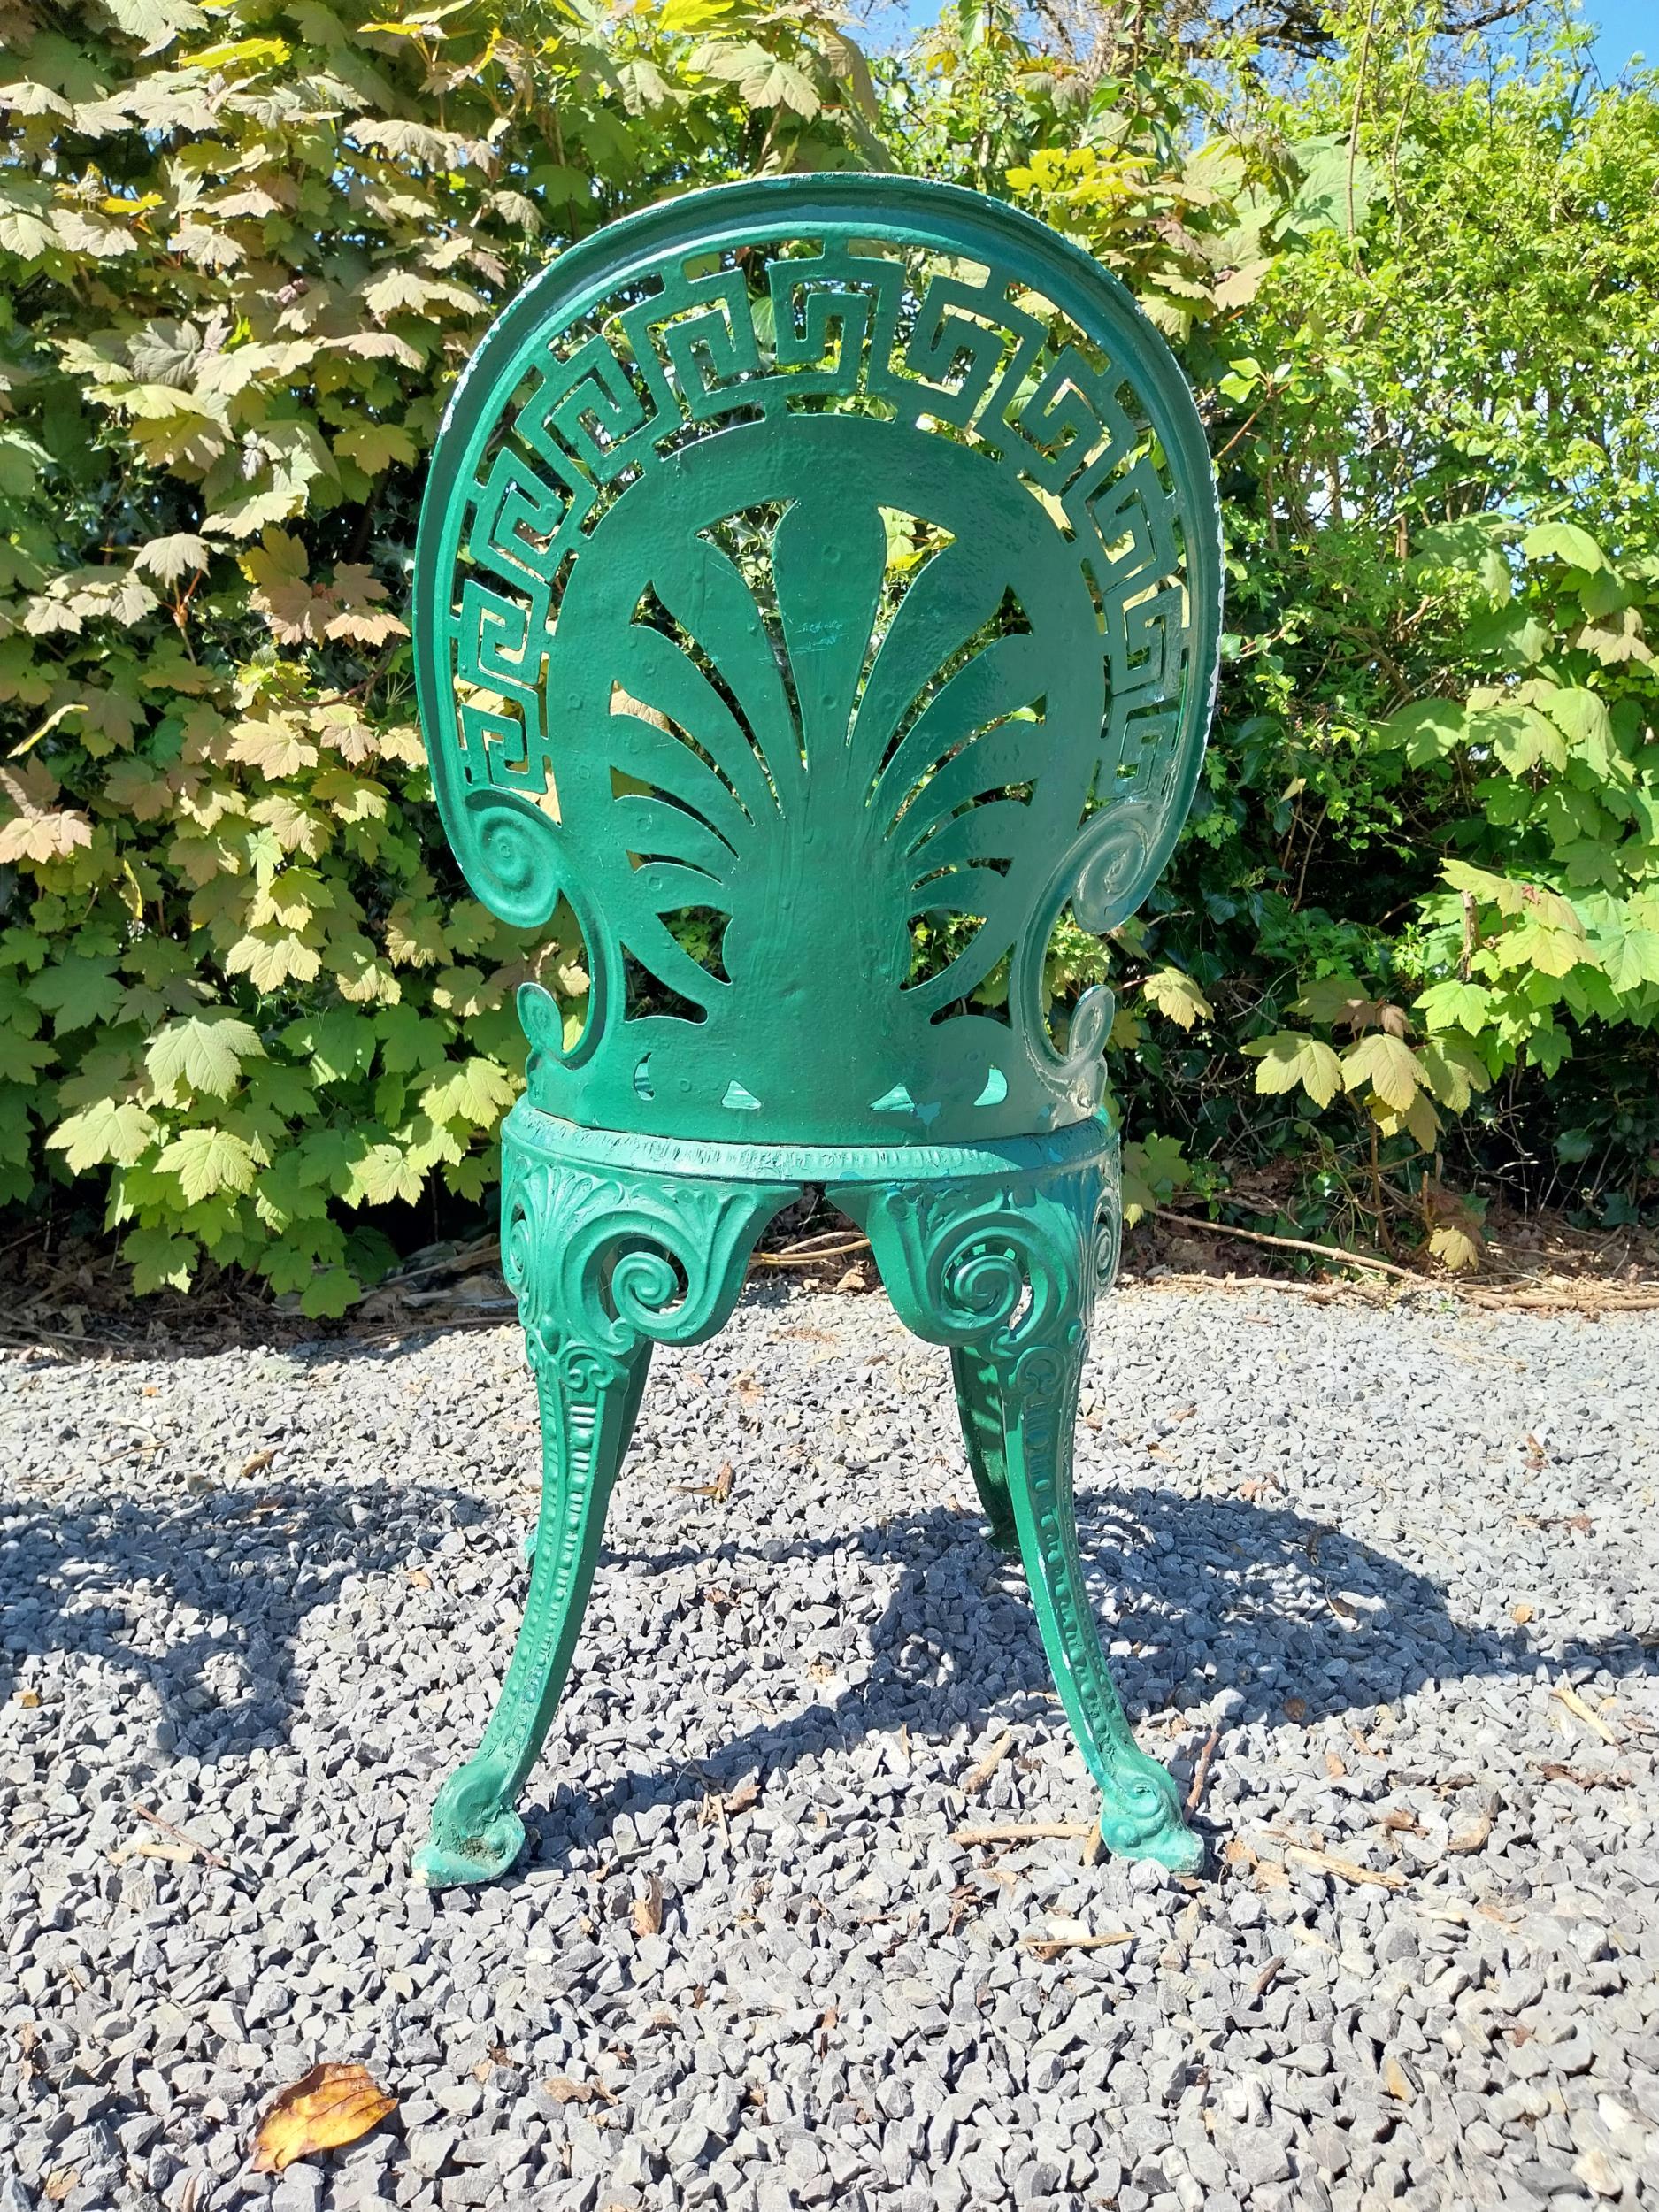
(951, 1345, 1019, 1552)
(413, 1332, 650, 1889)
(842, 1162, 1202, 1873)
(414, 1135, 796, 1887)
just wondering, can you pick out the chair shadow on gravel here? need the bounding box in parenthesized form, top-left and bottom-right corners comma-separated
(0, 1478, 495, 1758)
(4, 1467, 1652, 1851)
(510, 1482, 1657, 1878)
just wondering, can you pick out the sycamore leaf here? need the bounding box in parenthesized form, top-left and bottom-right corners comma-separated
(1574, 607, 1652, 665)
(226, 927, 323, 991)
(1430, 1222, 1483, 1272)
(227, 717, 319, 776)
(419, 1055, 517, 1127)
(1120, 1131, 1192, 1224)
(1603, 927, 1659, 995)
(48, 1098, 159, 1171)
(346, 1141, 423, 1207)
(334, 422, 418, 475)
(1494, 918, 1594, 979)
(1141, 967, 1213, 1029)
(1416, 979, 1492, 1033)
(386, 902, 449, 966)
(1417, 1037, 1489, 1112)
(1290, 974, 1371, 1028)
(101, 0, 209, 42)
(1521, 520, 1608, 572)
(1377, 699, 1465, 764)
(300, 1267, 361, 1319)
(146, 1012, 265, 1099)
(27, 956, 124, 1033)
(1340, 1032, 1424, 1113)
(0, 755, 94, 864)
(125, 1224, 196, 1294)
(0, 209, 58, 258)
(251, 2063, 395, 2174)
(158, 1125, 257, 1203)
(1242, 1031, 1343, 1107)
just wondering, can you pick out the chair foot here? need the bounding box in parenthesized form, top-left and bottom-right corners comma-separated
(1098, 1761, 1203, 1872)
(414, 1764, 526, 1888)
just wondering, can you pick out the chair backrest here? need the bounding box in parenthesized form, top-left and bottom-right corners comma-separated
(413, 173, 1221, 1148)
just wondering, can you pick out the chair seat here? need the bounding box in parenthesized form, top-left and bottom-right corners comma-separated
(502, 1095, 1118, 1195)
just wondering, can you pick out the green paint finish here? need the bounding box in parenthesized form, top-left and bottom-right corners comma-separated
(411, 174, 1218, 1886)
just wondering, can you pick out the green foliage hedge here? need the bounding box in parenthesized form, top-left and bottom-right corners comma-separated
(4, 0, 1658, 1306)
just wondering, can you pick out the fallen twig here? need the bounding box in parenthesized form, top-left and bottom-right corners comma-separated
(131, 1804, 227, 1870)
(1553, 1679, 1621, 1747)
(1151, 1208, 1423, 1283)
(962, 1730, 1017, 1797)
(1187, 1726, 1221, 1812)
(1250, 1954, 1287, 1998)
(1283, 1843, 1406, 1892)
(751, 1235, 871, 1270)
(1022, 1924, 1133, 1961)
(952, 1820, 1095, 1847)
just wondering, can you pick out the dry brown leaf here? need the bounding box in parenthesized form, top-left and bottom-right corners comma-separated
(16, 1688, 40, 1709)
(724, 1776, 760, 1815)
(833, 1265, 865, 1291)
(1511, 1601, 1534, 1625)
(1377, 1807, 1423, 1833)
(630, 1876, 664, 1938)
(1536, 1761, 1631, 1789)
(543, 2076, 616, 2106)
(250, 2064, 396, 2173)
(406, 1567, 432, 1590)
(1446, 1810, 1494, 1855)
(1325, 1750, 1348, 1780)
(1380, 2054, 1417, 2103)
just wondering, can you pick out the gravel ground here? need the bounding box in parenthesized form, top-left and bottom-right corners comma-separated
(2, 1282, 1657, 2212)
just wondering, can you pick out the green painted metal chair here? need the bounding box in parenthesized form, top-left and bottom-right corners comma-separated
(409, 173, 1221, 1887)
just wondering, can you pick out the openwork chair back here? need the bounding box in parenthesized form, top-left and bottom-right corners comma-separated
(409, 175, 1222, 1892)
(414, 176, 1220, 1145)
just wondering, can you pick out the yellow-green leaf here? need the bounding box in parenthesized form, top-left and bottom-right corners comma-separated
(1141, 967, 1213, 1029)
(1242, 1031, 1343, 1108)
(48, 1098, 159, 1171)
(146, 1013, 265, 1099)
(1340, 1032, 1424, 1113)
(158, 1125, 257, 1203)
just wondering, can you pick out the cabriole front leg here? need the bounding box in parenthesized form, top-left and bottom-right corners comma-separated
(415, 1107, 796, 1887)
(845, 1155, 1202, 1874)
(413, 1330, 649, 1888)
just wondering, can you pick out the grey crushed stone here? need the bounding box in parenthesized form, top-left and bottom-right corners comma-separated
(2, 1281, 1657, 2212)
